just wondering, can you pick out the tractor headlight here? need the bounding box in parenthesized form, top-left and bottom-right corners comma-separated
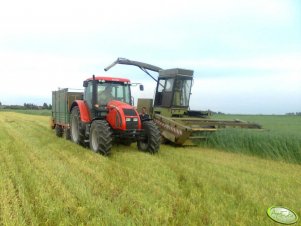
(126, 118, 138, 122)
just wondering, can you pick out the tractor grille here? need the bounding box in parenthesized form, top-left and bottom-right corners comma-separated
(123, 109, 137, 116)
(126, 121, 138, 130)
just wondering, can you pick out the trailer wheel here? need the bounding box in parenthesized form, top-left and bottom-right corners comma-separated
(137, 121, 160, 154)
(55, 125, 63, 137)
(70, 106, 85, 144)
(65, 128, 71, 140)
(89, 120, 112, 155)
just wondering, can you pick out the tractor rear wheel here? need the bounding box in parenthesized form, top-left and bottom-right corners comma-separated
(70, 106, 85, 145)
(137, 121, 160, 154)
(89, 120, 112, 155)
(55, 125, 63, 137)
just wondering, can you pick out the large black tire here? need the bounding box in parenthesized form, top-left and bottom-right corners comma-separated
(70, 106, 85, 145)
(137, 121, 160, 154)
(89, 120, 112, 155)
(55, 125, 63, 137)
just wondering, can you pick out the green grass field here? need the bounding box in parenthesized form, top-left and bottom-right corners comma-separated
(0, 112, 300, 225)
(0, 109, 52, 116)
(202, 114, 301, 164)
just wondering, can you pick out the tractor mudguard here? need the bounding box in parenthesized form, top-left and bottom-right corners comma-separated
(70, 100, 91, 123)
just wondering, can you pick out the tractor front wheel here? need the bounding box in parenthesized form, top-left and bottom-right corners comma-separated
(89, 120, 112, 155)
(137, 121, 160, 154)
(70, 106, 85, 145)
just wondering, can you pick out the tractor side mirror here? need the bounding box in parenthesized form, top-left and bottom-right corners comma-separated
(139, 84, 144, 91)
(83, 81, 88, 87)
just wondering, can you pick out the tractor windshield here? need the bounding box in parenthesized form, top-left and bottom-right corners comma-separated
(97, 82, 131, 105)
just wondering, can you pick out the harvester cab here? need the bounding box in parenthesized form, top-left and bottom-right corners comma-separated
(154, 68, 194, 117)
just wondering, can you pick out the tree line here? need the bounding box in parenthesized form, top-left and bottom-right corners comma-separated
(285, 112, 301, 116)
(0, 102, 52, 110)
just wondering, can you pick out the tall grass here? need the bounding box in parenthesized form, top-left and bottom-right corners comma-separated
(201, 115, 301, 164)
(203, 129, 301, 164)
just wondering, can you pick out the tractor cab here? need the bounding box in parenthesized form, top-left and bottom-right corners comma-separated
(154, 69, 193, 117)
(83, 76, 134, 118)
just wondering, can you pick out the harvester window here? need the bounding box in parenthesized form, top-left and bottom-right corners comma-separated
(154, 79, 166, 106)
(172, 79, 192, 107)
(158, 79, 166, 92)
(182, 79, 192, 106)
(165, 79, 174, 92)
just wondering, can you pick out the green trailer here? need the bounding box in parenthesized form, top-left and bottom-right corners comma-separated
(51, 88, 83, 137)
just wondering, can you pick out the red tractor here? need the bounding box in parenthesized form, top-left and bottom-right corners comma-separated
(51, 75, 160, 155)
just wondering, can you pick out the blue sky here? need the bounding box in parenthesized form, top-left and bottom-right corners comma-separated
(0, 0, 300, 114)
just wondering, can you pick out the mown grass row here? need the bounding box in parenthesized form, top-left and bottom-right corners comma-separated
(0, 112, 301, 225)
(0, 109, 51, 116)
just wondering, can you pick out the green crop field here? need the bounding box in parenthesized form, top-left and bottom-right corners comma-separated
(203, 114, 301, 164)
(0, 112, 300, 225)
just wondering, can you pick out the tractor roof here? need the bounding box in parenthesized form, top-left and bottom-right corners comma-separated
(86, 76, 130, 83)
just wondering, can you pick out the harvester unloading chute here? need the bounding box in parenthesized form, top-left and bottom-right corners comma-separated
(104, 57, 162, 83)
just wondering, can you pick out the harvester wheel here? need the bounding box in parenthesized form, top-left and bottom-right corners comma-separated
(89, 120, 112, 155)
(55, 125, 63, 137)
(70, 106, 85, 145)
(137, 121, 160, 154)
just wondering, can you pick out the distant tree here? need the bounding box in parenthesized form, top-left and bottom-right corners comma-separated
(48, 104, 52, 110)
(42, 103, 48, 109)
(24, 103, 38, 110)
(286, 112, 295, 116)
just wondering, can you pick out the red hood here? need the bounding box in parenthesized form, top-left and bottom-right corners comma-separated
(107, 100, 135, 110)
